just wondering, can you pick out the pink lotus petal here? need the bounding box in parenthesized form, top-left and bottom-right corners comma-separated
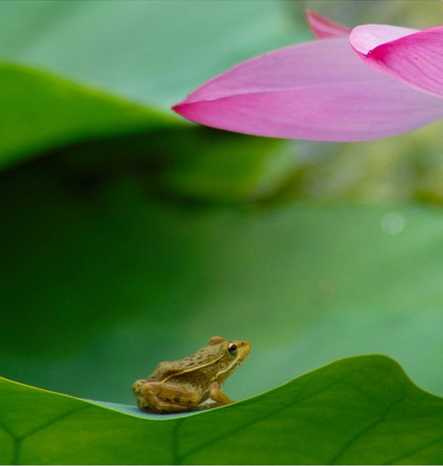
(351, 24, 443, 97)
(173, 38, 443, 142)
(306, 9, 350, 39)
(350, 24, 417, 54)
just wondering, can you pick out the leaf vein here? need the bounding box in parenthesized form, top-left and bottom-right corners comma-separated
(18, 405, 90, 440)
(0, 419, 17, 440)
(385, 434, 443, 464)
(329, 395, 406, 464)
(171, 418, 185, 464)
(178, 377, 344, 463)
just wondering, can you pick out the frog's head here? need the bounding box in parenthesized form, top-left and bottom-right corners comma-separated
(208, 336, 251, 381)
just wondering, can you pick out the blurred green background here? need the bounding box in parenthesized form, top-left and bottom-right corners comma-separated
(1, 0, 443, 406)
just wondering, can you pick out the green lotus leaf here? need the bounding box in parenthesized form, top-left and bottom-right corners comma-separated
(0, 0, 307, 167)
(0, 0, 306, 107)
(1, 355, 443, 464)
(0, 62, 175, 168)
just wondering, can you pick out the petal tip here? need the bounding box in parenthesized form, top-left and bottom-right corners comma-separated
(171, 101, 187, 116)
(305, 9, 350, 39)
(171, 100, 198, 123)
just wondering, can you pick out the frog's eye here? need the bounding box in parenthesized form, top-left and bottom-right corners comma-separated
(228, 343, 237, 354)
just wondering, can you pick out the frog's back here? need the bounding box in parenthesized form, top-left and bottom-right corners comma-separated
(149, 346, 222, 382)
(148, 360, 183, 381)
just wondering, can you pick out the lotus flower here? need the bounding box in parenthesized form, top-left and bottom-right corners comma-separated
(172, 11, 443, 142)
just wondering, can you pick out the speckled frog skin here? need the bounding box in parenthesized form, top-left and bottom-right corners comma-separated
(133, 336, 251, 413)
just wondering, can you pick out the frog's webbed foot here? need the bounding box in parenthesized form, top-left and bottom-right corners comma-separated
(209, 382, 233, 406)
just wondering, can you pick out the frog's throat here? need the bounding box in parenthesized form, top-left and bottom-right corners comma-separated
(160, 352, 226, 383)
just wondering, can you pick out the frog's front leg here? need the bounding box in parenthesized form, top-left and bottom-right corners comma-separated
(209, 382, 233, 406)
(134, 380, 201, 413)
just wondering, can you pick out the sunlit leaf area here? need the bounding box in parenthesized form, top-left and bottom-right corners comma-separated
(1, 0, 443, 464)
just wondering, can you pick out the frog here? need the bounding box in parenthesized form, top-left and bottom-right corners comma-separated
(133, 336, 251, 413)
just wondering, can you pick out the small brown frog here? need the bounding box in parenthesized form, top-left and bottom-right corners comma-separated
(133, 336, 251, 413)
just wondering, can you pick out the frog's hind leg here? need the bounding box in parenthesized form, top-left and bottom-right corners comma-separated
(136, 381, 201, 413)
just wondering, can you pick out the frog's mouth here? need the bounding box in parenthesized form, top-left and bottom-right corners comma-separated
(235, 340, 251, 362)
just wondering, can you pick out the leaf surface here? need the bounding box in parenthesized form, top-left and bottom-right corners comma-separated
(1, 356, 443, 464)
(0, 63, 174, 168)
